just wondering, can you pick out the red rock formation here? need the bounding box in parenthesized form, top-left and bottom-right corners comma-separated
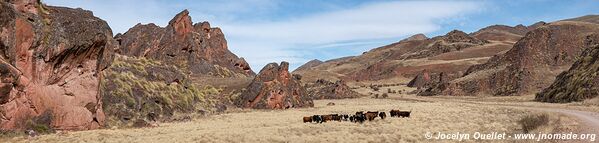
(236, 62, 313, 109)
(117, 10, 254, 77)
(407, 70, 431, 88)
(0, 0, 115, 131)
(433, 21, 599, 96)
(536, 34, 599, 102)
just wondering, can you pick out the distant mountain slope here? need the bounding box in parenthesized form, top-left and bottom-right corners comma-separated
(563, 15, 599, 24)
(293, 23, 538, 85)
(293, 59, 323, 72)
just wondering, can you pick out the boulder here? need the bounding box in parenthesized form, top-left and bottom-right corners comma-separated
(235, 62, 313, 109)
(0, 1, 116, 131)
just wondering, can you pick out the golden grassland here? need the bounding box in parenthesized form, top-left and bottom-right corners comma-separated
(5, 91, 577, 143)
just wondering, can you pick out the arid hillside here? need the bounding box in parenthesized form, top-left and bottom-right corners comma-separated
(424, 18, 599, 96)
(293, 23, 540, 87)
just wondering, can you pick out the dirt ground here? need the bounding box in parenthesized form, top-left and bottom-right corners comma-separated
(6, 84, 594, 143)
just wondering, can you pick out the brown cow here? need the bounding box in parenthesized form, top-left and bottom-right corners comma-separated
(365, 111, 379, 121)
(303, 116, 312, 123)
(322, 114, 334, 122)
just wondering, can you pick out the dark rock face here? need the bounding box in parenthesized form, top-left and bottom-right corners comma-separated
(407, 70, 432, 88)
(305, 79, 361, 99)
(100, 56, 219, 127)
(117, 10, 254, 78)
(536, 34, 599, 102)
(432, 22, 599, 96)
(293, 59, 323, 72)
(235, 62, 313, 109)
(0, 1, 116, 130)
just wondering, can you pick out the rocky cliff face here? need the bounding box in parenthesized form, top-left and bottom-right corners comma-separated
(431, 21, 599, 96)
(235, 62, 313, 109)
(305, 79, 361, 99)
(116, 10, 253, 78)
(536, 34, 599, 102)
(0, 0, 115, 131)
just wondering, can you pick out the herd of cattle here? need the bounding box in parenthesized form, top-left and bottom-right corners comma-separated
(303, 110, 411, 123)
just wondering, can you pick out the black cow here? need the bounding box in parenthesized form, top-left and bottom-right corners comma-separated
(312, 115, 323, 123)
(398, 110, 411, 118)
(331, 114, 342, 122)
(389, 110, 400, 117)
(356, 111, 364, 115)
(379, 112, 387, 119)
(353, 112, 366, 123)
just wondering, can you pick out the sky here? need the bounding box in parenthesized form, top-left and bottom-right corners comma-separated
(44, 0, 599, 71)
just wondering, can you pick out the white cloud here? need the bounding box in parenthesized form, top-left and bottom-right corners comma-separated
(44, 0, 483, 71)
(221, 1, 483, 70)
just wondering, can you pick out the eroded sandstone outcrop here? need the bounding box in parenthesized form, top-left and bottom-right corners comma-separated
(0, 0, 115, 131)
(235, 62, 313, 109)
(116, 10, 253, 78)
(536, 34, 599, 102)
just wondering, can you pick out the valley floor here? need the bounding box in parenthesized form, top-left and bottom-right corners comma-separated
(5, 86, 599, 143)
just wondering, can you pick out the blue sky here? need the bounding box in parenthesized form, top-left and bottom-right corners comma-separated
(44, 0, 599, 71)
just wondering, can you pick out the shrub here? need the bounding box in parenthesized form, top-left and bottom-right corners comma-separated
(374, 94, 379, 98)
(382, 93, 388, 98)
(387, 88, 392, 93)
(519, 114, 549, 133)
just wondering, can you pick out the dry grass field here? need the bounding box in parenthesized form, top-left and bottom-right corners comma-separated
(4, 89, 580, 143)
